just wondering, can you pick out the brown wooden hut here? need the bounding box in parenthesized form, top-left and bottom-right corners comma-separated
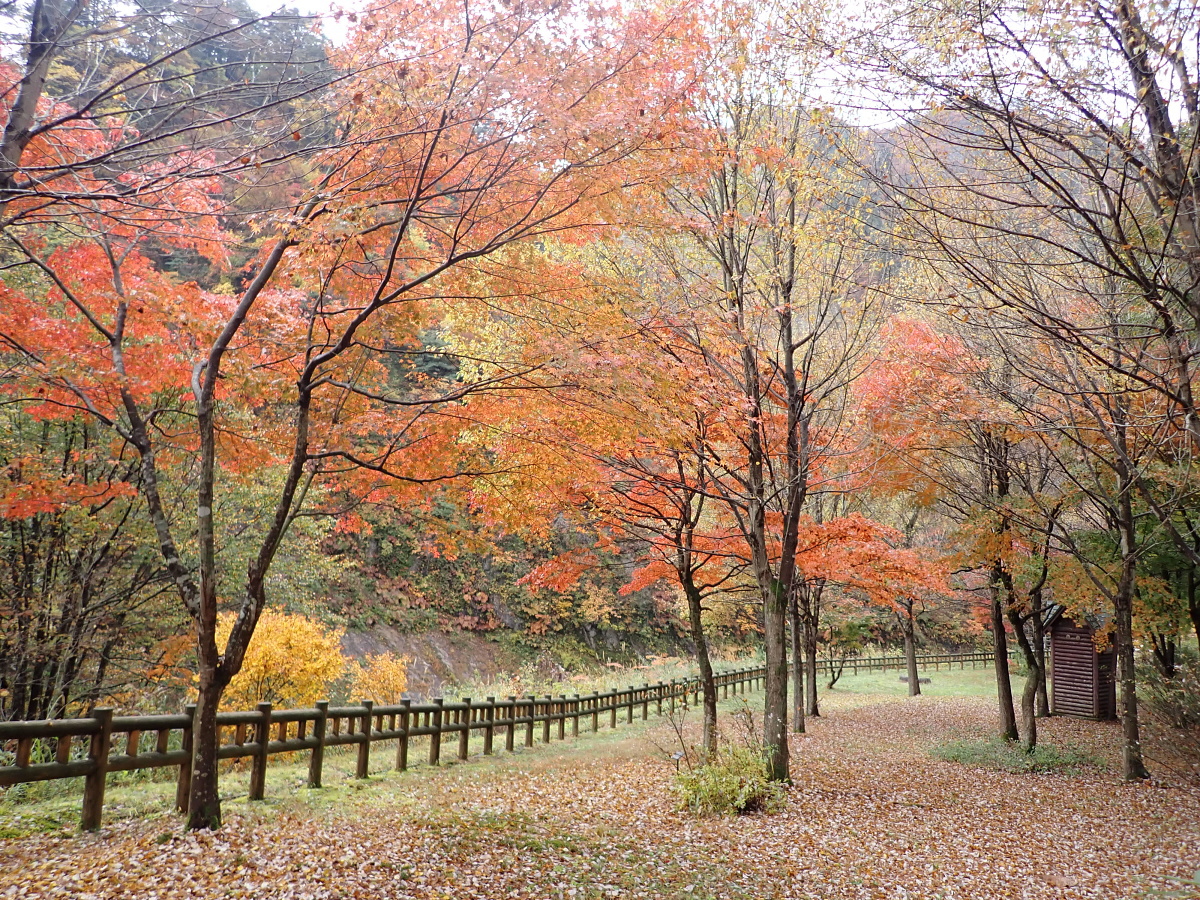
(1046, 609, 1117, 720)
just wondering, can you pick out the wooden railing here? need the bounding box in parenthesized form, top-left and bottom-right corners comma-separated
(0, 650, 1000, 831)
(0, 665, 765, 830)
(814, 650, 1002, 676)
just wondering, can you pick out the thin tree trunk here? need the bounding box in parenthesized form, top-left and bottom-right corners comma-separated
(1006, 607, 1041, 752)
(737, 347, 791, 783)
(1114, 567, 1150, 780)
(1188, 568, 1200, 647)
(902, 600, 920, 697)
(683, 579, 717, 757)
(790, 589, 804, 734)
(1150, 632, 1177, 678)
(804, 621, 820, 718)
(1018, 664, 1038, 753)
(1114, 437, 1150, 780)
(990, 579, 1018, 742)
(1032, 594, 1050, 717)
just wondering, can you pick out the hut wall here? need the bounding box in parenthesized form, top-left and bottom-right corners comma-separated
(1096, 647, 1117, 721)
(1051, 619, 1099, 718)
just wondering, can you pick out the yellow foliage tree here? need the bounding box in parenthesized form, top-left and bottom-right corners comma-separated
(215, 609, 346, 710)
(346, 653, 411, 705)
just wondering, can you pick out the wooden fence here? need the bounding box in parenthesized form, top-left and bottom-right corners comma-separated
(813, 650, 1003, 676)
(0, 651, 999, 831)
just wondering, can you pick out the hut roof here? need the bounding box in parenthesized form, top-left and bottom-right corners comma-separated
(1044, 605, 1111, 631)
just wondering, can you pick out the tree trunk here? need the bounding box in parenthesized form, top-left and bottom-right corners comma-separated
(901, 600, 920, 697)
(1150, 632, 1177, 678)
(762, 580, 791, 782)
(1189, 568, 1200, 647)
(790, 589, 804, 733)
(826, 654, 847, 689)
(187, 665, 227, 829)
(804, 620, 820, 718)
(990, 580, 1018, 742)
(1114, 569, 1150, 780)
(1114, 444, 1150, 780)
(1006, 607, 1041, 752)
(683, 579, 718, 757)
(1031, 594, 1050, 717)
(1018, 663, 1038, 753)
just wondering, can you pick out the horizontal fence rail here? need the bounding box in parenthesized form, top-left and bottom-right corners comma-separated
(814, 650, 1005, 676)
(0, 651, 1000, 830)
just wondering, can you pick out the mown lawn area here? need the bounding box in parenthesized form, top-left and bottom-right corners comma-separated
(3, 668, 1197, 899)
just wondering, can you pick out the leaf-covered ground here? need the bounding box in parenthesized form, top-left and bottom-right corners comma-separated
(3, 684, 1198, 899)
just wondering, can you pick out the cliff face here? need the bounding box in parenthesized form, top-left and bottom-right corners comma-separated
(340, 627, 522, 700)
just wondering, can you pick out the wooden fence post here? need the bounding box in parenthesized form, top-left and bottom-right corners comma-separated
(81, 707, 114, 831)
(396, 699, 410, 771)
(557, 696, 566, 740)
(175, 703, 196, 813)
(525, 695, 535, 747)
(506, 696, 516, 752)
(669, 680, 676, 714)
(484, 697, 495, 755)
(249, 702, 272, 801)
(309, 701, 328, 788)
(459, 699, 471, 761)
(642, 684, 649, 720)
(591, 691, 600, 732)
(542, 695, 552, 744)
(429, 699, 443, 766)
(356, 700, 373, 779)
(657, 682, 664, 716)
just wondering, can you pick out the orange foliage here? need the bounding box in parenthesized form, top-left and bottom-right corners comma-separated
(792, 513, 948, 611)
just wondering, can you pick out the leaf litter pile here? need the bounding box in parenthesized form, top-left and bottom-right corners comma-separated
(3, 694, 1197, 900)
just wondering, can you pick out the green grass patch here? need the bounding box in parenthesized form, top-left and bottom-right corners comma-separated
(820, 664, 1016, 705)
(931, 737, 1106, 775)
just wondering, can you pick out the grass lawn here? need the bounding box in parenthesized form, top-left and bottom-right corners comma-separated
(815, 662, 1017, 705)
(3, 665, 1198, 899)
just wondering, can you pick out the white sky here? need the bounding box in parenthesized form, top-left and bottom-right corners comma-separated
(250, 0, 364, 43)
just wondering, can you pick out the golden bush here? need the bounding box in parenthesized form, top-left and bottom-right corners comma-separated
(216, 608, 346, 710)
(346, 653, 411, 705)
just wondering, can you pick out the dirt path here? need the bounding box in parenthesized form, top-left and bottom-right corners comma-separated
(3, 695, 1197, 899)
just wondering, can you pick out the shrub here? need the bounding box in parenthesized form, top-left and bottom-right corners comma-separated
(216, 608, 346, 709)
(672, 744, 787, 816)
(1140, 658, 1200, 774)
(932, 738, 1104, 775)
(346, 653, 411, 704)
(1141, 660, 1200, 731)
